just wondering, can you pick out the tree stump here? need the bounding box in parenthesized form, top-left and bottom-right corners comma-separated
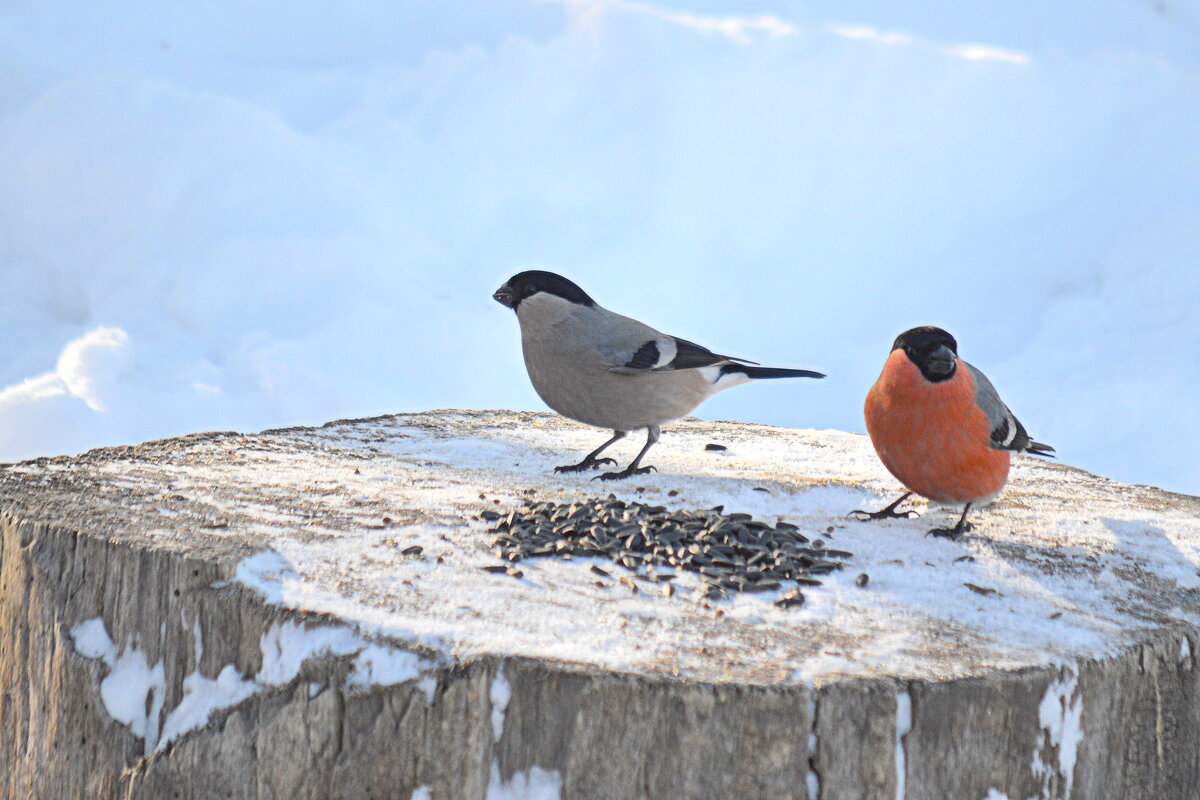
(1, 410, 1198, 799)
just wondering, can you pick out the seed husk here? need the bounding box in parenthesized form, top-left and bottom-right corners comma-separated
(775, 589, 805, 609)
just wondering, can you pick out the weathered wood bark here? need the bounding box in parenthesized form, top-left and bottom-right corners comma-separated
(2, 410, 1199, 799)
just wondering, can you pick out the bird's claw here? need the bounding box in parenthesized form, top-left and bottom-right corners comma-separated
(593, 465, 657, 482)
(925, 528, 961, 540)
(926, 522, 972, 540)
(554, 457, 618, 473)
(848, 508, 919, 521)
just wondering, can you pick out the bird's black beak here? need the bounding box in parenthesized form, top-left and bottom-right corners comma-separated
(925, 344, 956, 377)
(493, 284, 517, 309)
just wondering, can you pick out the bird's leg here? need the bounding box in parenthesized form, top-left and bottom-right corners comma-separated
(596, 426, 660, 481)
(849, 492, 918, 521)
(927, 503, 974, 540)
(554, 431, 626, 473)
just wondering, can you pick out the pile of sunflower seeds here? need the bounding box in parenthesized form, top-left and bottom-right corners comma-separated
(478, 496, 851, 605)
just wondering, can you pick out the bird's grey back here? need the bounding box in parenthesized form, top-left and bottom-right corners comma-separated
(515, 296, 710, 430)
(965, 361, 1036, 452)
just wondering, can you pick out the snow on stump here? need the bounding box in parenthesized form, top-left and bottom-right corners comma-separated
(2, 409, 1199, 800)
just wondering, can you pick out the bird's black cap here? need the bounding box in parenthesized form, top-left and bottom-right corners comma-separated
(493, 270, 595, 310)
(892, 326, 958, 382)
(892, 326, 957, 354)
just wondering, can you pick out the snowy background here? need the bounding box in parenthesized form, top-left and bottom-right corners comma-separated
(0, 0, 1197, 493)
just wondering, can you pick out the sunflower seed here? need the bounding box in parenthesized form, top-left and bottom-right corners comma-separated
(485, 498, 854, 600)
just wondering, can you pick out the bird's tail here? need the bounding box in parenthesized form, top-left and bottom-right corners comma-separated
(723, 364, 825, 380)
(703, 363, 825, 395)
(1026, 440, 1056, 458)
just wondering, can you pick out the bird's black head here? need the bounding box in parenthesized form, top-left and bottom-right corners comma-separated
(892, 326, 959, 382)
(492, 270, 595, 311)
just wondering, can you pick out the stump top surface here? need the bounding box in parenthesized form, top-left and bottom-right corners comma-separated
(3, 409, 1198, 685)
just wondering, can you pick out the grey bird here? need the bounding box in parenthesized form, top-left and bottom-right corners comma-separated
(493, 270, 825, 480)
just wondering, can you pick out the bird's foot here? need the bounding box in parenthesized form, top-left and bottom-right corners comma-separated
(849, 492, 917, 521)
(925, 522, 973, 540)
(849, 507, 920, 522)
(554, 457, 617, 474)
(593, 465, 658, 482)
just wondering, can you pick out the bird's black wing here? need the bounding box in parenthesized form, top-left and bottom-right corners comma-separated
(965, 363, 1055, 457)
(605, 335, 755, 374)
(659, 337, 756, 370)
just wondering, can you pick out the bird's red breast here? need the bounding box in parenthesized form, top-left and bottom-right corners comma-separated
(864, 349, 1009, 504)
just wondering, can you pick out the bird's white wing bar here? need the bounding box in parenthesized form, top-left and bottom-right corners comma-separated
(601, 335, 679, 374)
(601, 334, 753, 375)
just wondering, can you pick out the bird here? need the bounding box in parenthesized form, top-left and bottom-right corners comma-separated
(853, 326, 1054, 539)
(493, 270, 825, 480)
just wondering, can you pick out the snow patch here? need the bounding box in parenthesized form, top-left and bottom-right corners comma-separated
(257, 621, 363, 685)
(158, 665, 257, 749)
(1180, 636, 1192, 665)
(72, 612, 437, 752)
(101, 642, 165, 750)
(71, 618, 117, 661)
(346, 643, 429, 691)
(69, 618, 165, 755)
(154, 613, 257, 749)
(491, 666, 512, 742)
(234, 549, 298, 605)
(417, 675, 438, 704)
(806, 687, 821, 799)
(1032, 667, 1082, 799)
(411, 788, 432, 800)
(486, 762, 562, 800)
(894, 690, 912, 800)
(807, 768, 821, 799)
(257, 620, 437, 693)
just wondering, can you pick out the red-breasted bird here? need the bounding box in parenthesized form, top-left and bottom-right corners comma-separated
(853, 326, 1054, 539)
